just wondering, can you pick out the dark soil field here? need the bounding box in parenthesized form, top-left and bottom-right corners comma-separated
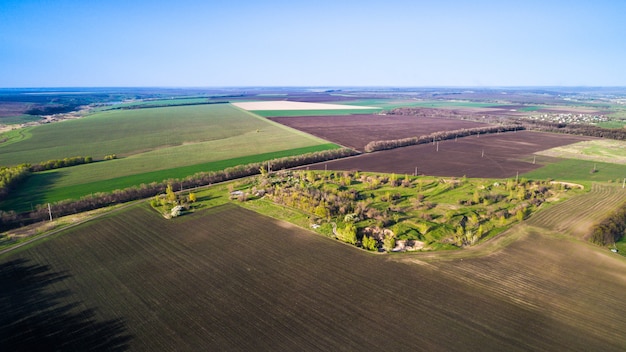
(305, 131, 591, 178)
(270, 114, 488, 151)
(2, 203, 626, 351)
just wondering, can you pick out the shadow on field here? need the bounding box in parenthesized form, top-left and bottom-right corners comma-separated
(0, 259, 132, 351)
(0, 172, 63, 213)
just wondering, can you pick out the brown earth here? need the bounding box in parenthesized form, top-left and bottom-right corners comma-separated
(270, 114, 488, 151)
(4, 204, 626, 351)
(303, 131, 591, 178)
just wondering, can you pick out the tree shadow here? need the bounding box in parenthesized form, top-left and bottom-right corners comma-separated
(0, 258, 132, 351)
(0, 172, 63, 213)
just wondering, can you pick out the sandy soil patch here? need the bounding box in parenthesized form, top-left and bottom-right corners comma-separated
(232, 101, 378, 111)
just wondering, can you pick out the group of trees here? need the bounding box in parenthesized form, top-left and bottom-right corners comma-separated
(0, 165, 30, 201)
(0, 148, 357, 231)
(252, 170, 406, 251)
(363, 125, 523, 152)
(589, 204, 626, 246)
(29, 156, 93, 172)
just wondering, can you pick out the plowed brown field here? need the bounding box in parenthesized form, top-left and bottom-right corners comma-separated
(3, 204, 626, 351)
(304, 131, 590, 178)
(270, 114, 488, 151)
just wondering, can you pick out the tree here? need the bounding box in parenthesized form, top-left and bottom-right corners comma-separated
(383, 235, 396, 252)
(314, 204, 329, 219)
(362, 235, 377, 251)
(166, 184, 177, 204)
(337, 223, 357, 245)
(188, 192, 197, 203)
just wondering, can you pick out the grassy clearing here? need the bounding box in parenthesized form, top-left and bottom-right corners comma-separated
(522, 158, 626, 189)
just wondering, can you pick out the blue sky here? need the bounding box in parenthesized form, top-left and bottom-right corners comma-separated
(1, 0, 625, 87)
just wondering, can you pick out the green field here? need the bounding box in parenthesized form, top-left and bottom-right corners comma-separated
(0, 104, 337, 210)
(535, 139, 626, 165)
(2, 198, 626, 351)
(3, 144, 338, 211)
(1, 103, 326, 165)
(522, 158, 626, 189)
(597, 120, 626, 129)
(338, 98, 507, 110)
(0, 114, 41, 125)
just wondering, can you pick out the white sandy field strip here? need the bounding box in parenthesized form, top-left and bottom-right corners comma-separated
(232, 101, 379, 111)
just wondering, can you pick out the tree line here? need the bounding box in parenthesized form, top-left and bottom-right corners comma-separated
(517, 119, 626, 141)
(29, 156, 94, 172)
(0, 148, 357, 231)
(363, 125, 523, 152)
(589, 203, 626, 246)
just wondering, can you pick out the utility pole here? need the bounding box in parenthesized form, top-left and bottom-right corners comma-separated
(623, 177, 625, 189)
(436, 141, 439, 152)
(481, 149, 484, 158)
(415, 166, 418, 176)
(533, 155, 536, 164)
(48, 203, 53, 221)
(516, 171, 519, 184)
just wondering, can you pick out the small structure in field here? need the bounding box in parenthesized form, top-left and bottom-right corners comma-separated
(171, 205, 184, 218)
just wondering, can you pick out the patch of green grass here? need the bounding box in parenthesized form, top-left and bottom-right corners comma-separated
(522, 158, 626, 189)
(597, 120, 626, 129)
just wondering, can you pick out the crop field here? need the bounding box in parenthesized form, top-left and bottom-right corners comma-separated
(232, 101, 379, 111)
(522, 159, 626, 188)
(526, 183, 626, 239)
(2, 144, 338, 212)
(271, 114, 489, 151)
(0, 103, 337, 210)
(3, 203, 626, 351)
(304, 131, 590, 178)
(0, 104, 327, 165)
(535, 139, 626, 165)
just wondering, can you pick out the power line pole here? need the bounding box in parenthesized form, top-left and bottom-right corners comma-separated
(48, 203, 53, 221)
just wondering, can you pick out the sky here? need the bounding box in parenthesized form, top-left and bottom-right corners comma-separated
(1, 0, 625, 87)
